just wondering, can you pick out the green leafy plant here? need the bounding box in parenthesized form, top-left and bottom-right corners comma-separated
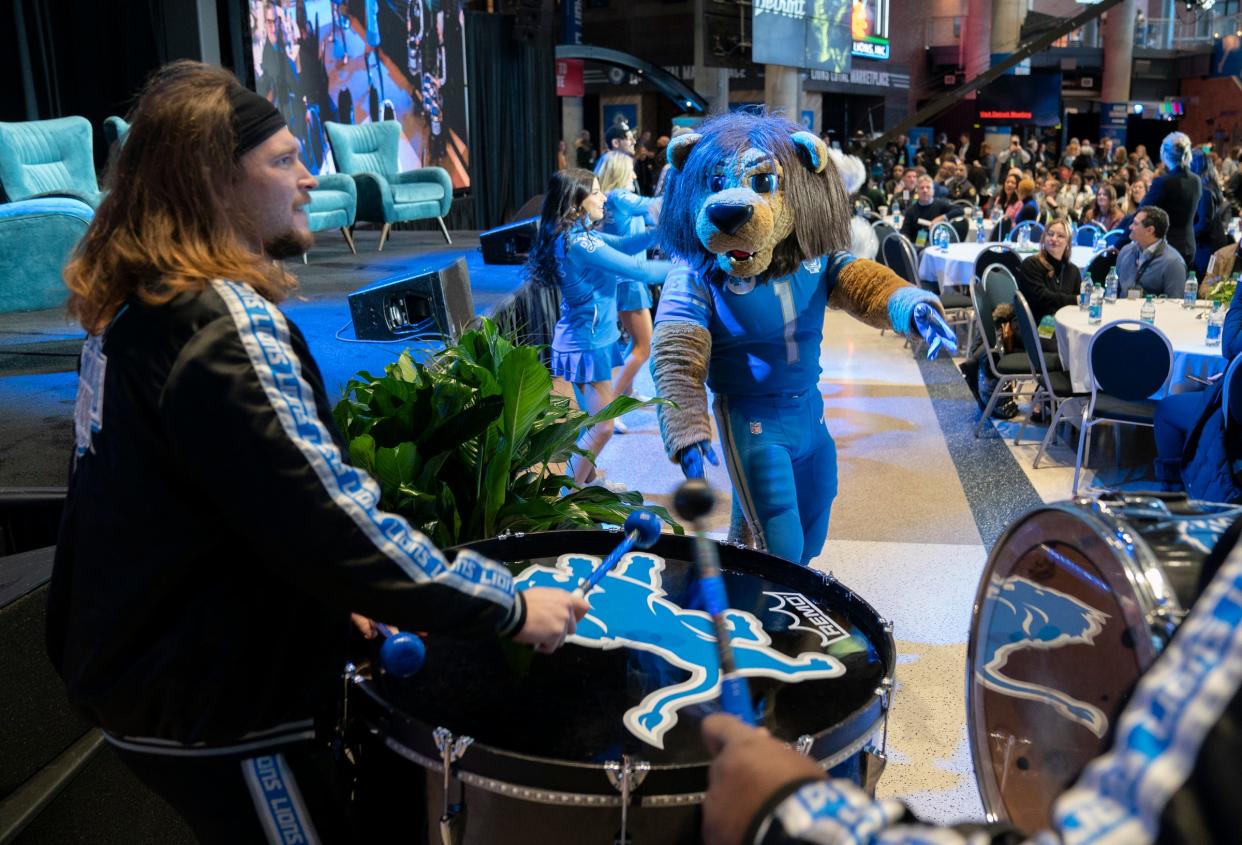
(333, 319, 681, 547)
(1207, 278, 1236, 306)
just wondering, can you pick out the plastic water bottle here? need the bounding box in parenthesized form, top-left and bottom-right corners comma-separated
(1088, 286, 1104, 325)
(1207, 300, 1224, 346)
(1104, 268, 1119, 304)
(1141, 295, 1156, 324)
(1017, 226, 1029, 249)
(976, 215, 986, 243)
(1184, 272, 1198, 309)
(1079, 274, 1093, 311)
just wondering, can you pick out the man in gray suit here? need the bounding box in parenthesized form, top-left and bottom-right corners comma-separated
(1116, 206, 1189, 299)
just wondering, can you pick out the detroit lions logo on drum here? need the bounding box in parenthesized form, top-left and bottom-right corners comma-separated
(977, 575, 1111, 737)
(515, 553, 845, 748)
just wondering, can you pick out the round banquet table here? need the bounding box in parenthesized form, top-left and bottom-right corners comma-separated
(1054, 299, 1228, 395)
(917, 243, 1095, 290)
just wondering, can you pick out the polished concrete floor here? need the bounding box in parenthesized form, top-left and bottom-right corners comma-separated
(601, 310, 1153, 826)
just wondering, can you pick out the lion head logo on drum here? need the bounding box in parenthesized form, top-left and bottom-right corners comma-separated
(977, 575, 1112, 737)
(516, 552, 845, 749)
(658, 111, 852, 283)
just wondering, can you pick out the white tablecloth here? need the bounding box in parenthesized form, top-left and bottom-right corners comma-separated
(1054, 299, 1228, 395)
(917, 243, 1095, 290)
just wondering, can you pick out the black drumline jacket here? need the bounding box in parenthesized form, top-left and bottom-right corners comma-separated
(47, 280, 524, 756)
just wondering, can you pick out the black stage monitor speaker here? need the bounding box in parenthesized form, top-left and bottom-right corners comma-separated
(480, 217, 538, 265)
(348, 257, 474, 343)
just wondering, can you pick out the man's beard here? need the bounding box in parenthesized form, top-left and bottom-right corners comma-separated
(264, 228, 314, 260)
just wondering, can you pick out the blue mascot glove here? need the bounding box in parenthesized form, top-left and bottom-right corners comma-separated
(912, 302, 958, 359)
(678, 441, 720, 479)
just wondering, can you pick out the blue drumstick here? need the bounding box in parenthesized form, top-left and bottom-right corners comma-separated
(673, 479, 756, 725)
(573, 509, 662, 597)
(372, 623, 427, 678)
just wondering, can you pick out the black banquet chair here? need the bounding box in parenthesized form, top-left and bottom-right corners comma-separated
(973, 244, 1023, 285)
(1084, 247, 1120, 287)
(1012, 291, 1081, 458)
(969, 267, 1038, 434)
(1072, 320, 1174, 494)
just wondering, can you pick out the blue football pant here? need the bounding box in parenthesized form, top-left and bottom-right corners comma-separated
(713, 391, 838, 565)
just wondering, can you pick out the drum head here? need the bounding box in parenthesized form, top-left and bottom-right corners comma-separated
(967, 505, 1164, 832)
(357, 531, 893, 800)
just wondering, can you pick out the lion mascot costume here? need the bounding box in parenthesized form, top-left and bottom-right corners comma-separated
(651, 112, 955, 565)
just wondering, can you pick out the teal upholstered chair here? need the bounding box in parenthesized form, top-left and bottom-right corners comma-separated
(0, 198, 93, 313)
(0, 117, 101, 209)
(303, 172, 358, 261)
(102, 116, 130, 149)
(323, 120, 452, 250)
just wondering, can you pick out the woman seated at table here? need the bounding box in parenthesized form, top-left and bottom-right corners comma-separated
(1153, 283, 1242, 496)
(987, 173, 1022, 224)
(1016, 218, 1080, 352)
(1080, 184, 1125, 232)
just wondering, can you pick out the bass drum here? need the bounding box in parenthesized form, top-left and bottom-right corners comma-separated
(348, 530, 895, 845)
(966, 494, 1242, 833)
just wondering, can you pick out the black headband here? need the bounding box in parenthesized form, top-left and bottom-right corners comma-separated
(229, 85, 288, 159)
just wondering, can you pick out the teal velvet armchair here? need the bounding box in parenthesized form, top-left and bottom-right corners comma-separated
(0, 198, 93, 313)
(0, 117, 102, 209)
(102, 116, 130, 150)
(323, 120, 452, 250)
(303, 172, 358, 261)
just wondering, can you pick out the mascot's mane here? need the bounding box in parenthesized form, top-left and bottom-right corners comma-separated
(658, 112, 851, 284)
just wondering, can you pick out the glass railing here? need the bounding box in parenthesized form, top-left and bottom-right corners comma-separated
(924, 13, 1231, 52)
(1144, 13, 1242, 48)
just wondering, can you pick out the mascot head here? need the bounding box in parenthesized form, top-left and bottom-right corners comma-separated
(658, 111, 851, 281)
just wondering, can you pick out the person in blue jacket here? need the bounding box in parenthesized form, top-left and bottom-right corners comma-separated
(1154, 282, 1242, 497)
(595, 151, 666, 408)
(526, 168, 673, 485)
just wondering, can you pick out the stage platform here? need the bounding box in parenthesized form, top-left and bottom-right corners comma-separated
(0, 228, 526, 488)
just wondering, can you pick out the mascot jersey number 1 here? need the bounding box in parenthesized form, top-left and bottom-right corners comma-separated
(651, 112, 956, 565)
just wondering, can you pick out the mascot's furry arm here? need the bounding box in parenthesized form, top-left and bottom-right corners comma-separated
(830, 259, 944, 331)
(652, 320, 712, 461)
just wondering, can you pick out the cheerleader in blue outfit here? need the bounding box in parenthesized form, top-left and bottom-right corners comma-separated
(526, 169, 674, 485)
(595, 152, 666, 405)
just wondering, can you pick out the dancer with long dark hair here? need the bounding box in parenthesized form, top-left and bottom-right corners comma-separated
(526, 169, 672, 485)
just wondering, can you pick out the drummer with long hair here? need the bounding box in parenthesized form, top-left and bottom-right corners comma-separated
(526, 169, 673, 486)
(48, 61, 588, 842)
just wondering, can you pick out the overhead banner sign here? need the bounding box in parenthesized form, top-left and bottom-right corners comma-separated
(556, 59, 584, 97)
(851, 0, 889, 60)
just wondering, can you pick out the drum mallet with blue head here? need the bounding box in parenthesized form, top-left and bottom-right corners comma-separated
(373, 623, 427, 679)
(674, 479, 756, 725)
(573, 509, 662, 598)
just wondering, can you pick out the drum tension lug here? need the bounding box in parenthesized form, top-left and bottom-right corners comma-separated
(605, 756, 650, 845)
(860, 744, 888, 798)
(876, 677, 894, 757)
(434, 727, 474, 845)
(794, 735, 814, 756)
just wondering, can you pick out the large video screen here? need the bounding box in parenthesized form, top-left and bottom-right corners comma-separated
(753, 0, 852, 74)
(976, 72, 1062, 127)
(248, 0, 470, 189)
